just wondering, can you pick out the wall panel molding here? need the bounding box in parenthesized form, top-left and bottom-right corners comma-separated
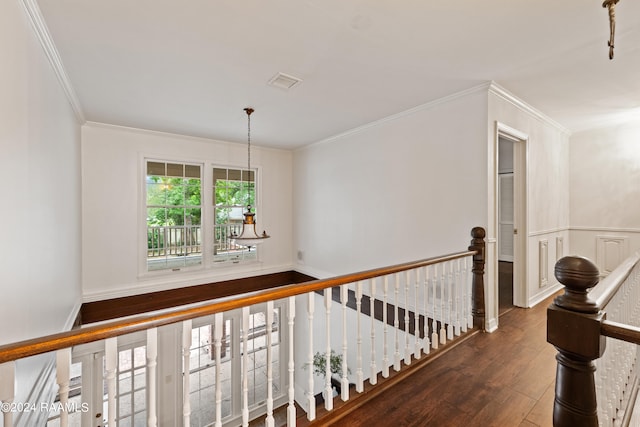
(596, 235, 630, 277)
(539, 239, 549, 288)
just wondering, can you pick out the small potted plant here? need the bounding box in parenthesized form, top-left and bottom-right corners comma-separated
(305, 350, 350, 397)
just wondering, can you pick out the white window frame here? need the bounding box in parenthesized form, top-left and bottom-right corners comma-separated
(138, 155, 264, 277)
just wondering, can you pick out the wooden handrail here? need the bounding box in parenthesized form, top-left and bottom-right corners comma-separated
(589, 252, 640, 309)
(0, 243, 484, 365)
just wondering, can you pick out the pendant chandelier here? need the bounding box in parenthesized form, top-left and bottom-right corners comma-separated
(231, 107, 270, 247)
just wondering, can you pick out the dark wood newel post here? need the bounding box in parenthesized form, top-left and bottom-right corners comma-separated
(469, 227, 486, 331)
(547, 256, 606, 427)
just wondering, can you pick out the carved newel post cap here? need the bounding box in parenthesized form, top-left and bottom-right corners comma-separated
(471, 227, 486, 239)
(554, 256, 600, 313)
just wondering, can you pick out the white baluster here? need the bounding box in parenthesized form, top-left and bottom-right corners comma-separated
(265, 301, 275, 427)
(370, 278, 378, 385)
(394, 273, 401, 371)
(287, 297, 296, 426)
(147, 327, 158, 427)
(404, 271, 411, 365)
(423, 266, 431, 355)
(0, 362, 15, 427)
(214, 313, 223, 427)
(452, 259, 460, 336)
(56, 348, 71, 427)
(414, 268, 422, 359)
(242, 307, 250, 426)
(324, 288, 333, 411)
(447, 261, 454, 340)
(466, 257, 473, 329)
(306, 293, 316, 420)
(340, 284, 350, 400)
(182, 320, 192, 427)
(382, 276, 390, 378)
(105, 337, 117, 427)
(440, 263, 447, 345)
(356, 281, 364, 392)
(431, 264, 439, 350)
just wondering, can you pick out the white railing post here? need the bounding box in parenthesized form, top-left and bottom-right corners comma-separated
(447, 261, 454, 341)
(466, 257, 473, 330)
(404, 271, 411, 365)
(182, 320, 192, 427)
(414, 268, 422, 359)
(241, 307, 250, 426)
(382, 276, 390, 378)
(439, 264, 447, 345)
(213, 313, 223, 427)
(55, 348, 71, 427)
(147, 327, 158, 427)
(287, 296, 296, 426)
(393, 273, 401, 371)
(324, 288, 333, 411)
(340, 284, 350, 401)
(454, 259, 462, 336)
(423, 266, 431, 355)
(431, 264, 439, 350)
(265, 301, 275, 427)
(306, 292, 316, 421)
(0, 362, 16, 427)
(105, 337, 117, 427)
(369, 278, 378, 385)
(355, 281, 364, 393)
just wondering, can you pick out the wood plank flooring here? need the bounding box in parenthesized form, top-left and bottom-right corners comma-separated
(307, 292, 558, 427)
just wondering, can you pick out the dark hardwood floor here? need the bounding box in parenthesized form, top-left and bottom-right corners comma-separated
(305, 291, 557, 427)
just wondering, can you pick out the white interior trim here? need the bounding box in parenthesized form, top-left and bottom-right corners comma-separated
(20, 0, 85, 123)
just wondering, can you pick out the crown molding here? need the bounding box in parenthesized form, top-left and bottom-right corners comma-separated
(488, 82, 570, 135)
(20, 0, 85, 124)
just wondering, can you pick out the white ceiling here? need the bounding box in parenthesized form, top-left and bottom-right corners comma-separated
(36, 0, 640, 149)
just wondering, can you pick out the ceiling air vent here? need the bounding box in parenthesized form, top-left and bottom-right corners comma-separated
(267, 72, 302, 90)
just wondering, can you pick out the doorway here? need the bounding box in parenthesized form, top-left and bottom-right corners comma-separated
(496, 127, 527, 316)
(498, 137, 515, 314)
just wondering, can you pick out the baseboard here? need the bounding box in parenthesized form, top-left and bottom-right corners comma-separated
(528, 282, 563, 308)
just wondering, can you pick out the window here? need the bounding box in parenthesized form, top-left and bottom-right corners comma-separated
(104, 345, 147, 426)
(213, 167, 257, 263)
(188, 320, 233, 426)
(146, 161, 202, 272)
(186, 307, 282, 425)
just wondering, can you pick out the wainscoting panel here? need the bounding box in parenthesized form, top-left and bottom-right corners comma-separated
(596, 235, 630, 276)
(539, 239, 548, 288)
(556, 236, 564, 261)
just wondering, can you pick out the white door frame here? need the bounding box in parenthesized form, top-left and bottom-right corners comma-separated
(488, 122, 528, 330)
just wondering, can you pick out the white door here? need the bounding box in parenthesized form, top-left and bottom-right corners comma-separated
(498, 173, 514, 262)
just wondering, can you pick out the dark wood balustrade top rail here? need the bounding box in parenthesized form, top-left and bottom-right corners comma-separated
(0, 227, 486, 365)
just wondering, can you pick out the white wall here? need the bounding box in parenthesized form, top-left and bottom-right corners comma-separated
(569, 122, 640, 275)
(0, 0, 82, 345)
(488, 87, 570, 320)
(293, 88, 489, 279)
(0, 1, 82, 424)
(81, 123, 294, 300)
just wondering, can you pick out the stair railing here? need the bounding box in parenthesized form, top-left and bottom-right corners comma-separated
(547, 252, 640, 427)
(0, 227, 486, 427)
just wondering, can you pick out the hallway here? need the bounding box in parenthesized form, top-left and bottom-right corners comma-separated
(322, 292, 556, 426)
